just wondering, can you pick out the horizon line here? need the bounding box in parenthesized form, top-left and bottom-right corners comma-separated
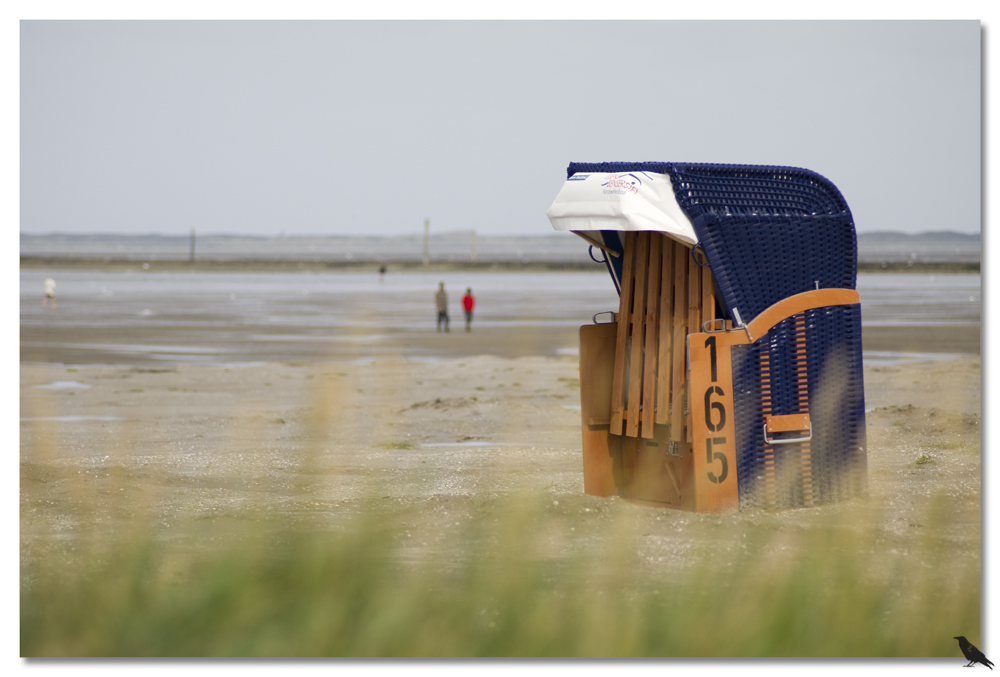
(18, 229, 984, 239)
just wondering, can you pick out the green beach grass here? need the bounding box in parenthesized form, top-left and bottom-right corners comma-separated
(21, 481, 979, 657)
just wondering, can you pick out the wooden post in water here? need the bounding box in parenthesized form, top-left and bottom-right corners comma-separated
(423, 219, 430, 265)
(190, 228, 195, 262)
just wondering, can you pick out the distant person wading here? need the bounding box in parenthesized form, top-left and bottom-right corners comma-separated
(435, 282, 449, 332)
(42, 277, 56, 308)
(462, 287, 475, 332)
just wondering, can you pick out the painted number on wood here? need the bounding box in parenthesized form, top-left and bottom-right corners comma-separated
(704, 336, 728, 484)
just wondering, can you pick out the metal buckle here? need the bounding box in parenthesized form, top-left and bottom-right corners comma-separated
(702, 318, 726, 332)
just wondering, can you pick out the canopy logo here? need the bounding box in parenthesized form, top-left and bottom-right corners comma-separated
(601, 173, 643, 196)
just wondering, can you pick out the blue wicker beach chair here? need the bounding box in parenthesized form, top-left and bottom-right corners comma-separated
(551, 162, 867, 512)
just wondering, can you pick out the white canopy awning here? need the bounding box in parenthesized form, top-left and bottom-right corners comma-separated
(546, 171, 698, 246)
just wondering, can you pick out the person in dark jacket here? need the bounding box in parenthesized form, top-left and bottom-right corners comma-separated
(435, 282, 449, 333)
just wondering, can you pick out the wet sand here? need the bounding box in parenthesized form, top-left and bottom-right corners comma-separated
(18, 321, 981, 368)
(861, 324, 979, 355)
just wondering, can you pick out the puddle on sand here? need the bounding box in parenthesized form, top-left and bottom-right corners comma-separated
(33, 381, 92, 390)
(52, 343, 226, 355)
(421, 441, 522, 448)
(863, 351, 967, 367)
(21, 416, 122, 422)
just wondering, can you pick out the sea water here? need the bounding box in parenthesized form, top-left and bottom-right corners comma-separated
(20, 269, 980, 366)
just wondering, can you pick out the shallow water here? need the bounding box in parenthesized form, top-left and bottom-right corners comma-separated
(20, 270, 620, 330)
(20, 269, 979, 366)
(855, 273, 980, 326)
(862, 351, 968, 367)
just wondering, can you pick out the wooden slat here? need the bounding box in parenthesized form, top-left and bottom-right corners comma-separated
(609, 232, 634, 435)
(625, 232, 649, 438)
(686, 255, 702, 443)
(669, 241, 688, 441)
(701, 265, 715, 330)
(655, 238, 675, 425)
(640, 234, 662, 438)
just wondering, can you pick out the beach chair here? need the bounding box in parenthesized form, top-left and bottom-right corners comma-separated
(549, 162, 868, 512)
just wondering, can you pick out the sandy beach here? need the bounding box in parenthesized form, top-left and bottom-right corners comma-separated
(21, 325, 981, 562)
(19, 268, 982, 656)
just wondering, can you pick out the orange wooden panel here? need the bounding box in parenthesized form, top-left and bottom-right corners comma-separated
(686, 329, 741, 513)
(580, 322, 618, 425)
(621, 426, 694, 509)
(580, 322, 623, 496)
(620, 434, 638, 497)
(581, 428, 623, 497)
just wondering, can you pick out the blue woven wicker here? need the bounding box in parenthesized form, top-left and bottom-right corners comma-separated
(730, 305, 867, 508)
(566, 161, 867, 509)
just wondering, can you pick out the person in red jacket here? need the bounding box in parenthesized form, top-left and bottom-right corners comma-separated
(461, 288, 475, 332)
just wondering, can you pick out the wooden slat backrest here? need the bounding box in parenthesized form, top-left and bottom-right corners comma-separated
(606, 232, 717, 442)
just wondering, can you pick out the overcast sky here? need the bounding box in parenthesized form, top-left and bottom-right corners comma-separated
(19, 20, 981, 237)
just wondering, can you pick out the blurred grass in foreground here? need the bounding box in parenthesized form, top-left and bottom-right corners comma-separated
(20, 349, 981, 657)
(21, 489, 979, 657)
